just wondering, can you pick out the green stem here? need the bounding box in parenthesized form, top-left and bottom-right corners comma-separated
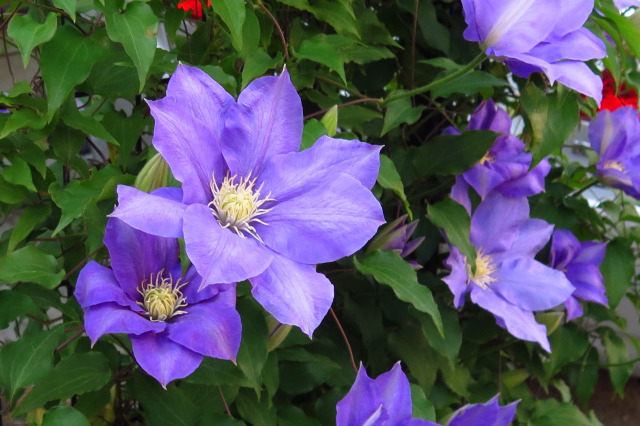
(383, 52, 487, 105)
(568, 179, 599, 198)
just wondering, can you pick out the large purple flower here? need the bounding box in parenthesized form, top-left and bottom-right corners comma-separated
(449, 101, 550, 212)
(75, 218, 242, 387)
(549, 230, 608, 320)
(589, 106, 640, 198)
(336, 362, 518, 426)
(462, 0, 606, 102)
(111, 64, 384, 336)
(442, 192, 574, 351)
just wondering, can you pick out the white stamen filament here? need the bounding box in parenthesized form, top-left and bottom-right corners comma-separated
(208, 172, 275, 244)
(137, 270, 188, 322)
(466, 248, 498, 290)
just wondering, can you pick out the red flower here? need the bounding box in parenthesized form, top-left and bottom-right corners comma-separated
(599, 70, 638, 112)
(178, 0, 211, 20)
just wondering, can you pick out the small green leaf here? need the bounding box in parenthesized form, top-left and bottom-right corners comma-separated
(296, 38, 347, 84)
(105, 1, 159, 92)
(15, 352, 112, 415)
(377, 154, 412, 218)
(215, 0, 246, 51)
(0, 327, 64, 399)
(129, 372, 198, 426)
(241, 49, 282, 89)
(601, 238, 634, 308)
(355, 250, 443, 335)
(427, 198, 476, 266)
(42, 406, 90, 426)
(418, 306, 462, 363)
(52, 0, 77, 21)
(301, 119, 328, 150)
(61, 101, 118, 145)
(4, 156, 36, 192)
(7, 13, 57, 68)
(310, 0, 360, 39)
(382, 94, 424, 135)
(8, 205, 52, 253)
(521, 83, 579, 166)
(431, 70, 507, 98)
(0, 290, 40, 329)
(0, 246, 65, 289)
(320, 105, 338, 137)
(235, 389, 277, 426)
(603, 328, 633, 397)
(529, 399, 602, 426)
(185, 357, 249, 387)
(413, 131, 498, 178)
(0, 108, 47, 138)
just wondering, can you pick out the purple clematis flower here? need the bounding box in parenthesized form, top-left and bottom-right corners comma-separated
(462, 0, 606, 102)
(442, 192, 575, 351)
(448, 101, 550, 212)
(111, 64, 384, 337)
(549, 230, 608, 320)
(589, 106, 640, 198)
(75, 218, 242, 388)
(336, 362, 518, 426)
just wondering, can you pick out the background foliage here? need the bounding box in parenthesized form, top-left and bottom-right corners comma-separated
(0, 0, 639, 424)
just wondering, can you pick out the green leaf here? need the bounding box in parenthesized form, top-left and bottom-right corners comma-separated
(418, 306, 462, 363)
(0, 327, 64, 400)
(242, 49, 282, 89)
(105, 1, 159, 92)
(603, 329, 633, 397)
(0, 246, 65, 289)
(61, 101, 118, 145)
(215, 0, 246, 51)
(42, 406, 90, 426)
(427, 198, 476, 266)
(0, 108, 47, 138)
(521, 83, 580, 166)
(52, 0, 77, 21)
(601, 238, 634, 308)
(388, 326, 439, 394)
(431, 70, 507, 98)
(320, 105, 338, 137)
(296, 38, 347, 84)
(382, 94, 424, 135)
(184, 358, 249, 387)
(7, 13, 57, 68)
(355, 250, 443, 335)
(41, 26, 107, 120)
(301, 119, 328, 150)
(377, 154, 412, 218)
(4, 156, 36, 192)
(49, 166, 132, 235)
(235, 389, 277, 426)
(16, 352, 112, 415)
(413, 131, 498, 178)
(0, 175, 32, 204)
(529, 399, 602, 426)
(310, 0, 360, 39)
(545, 324, 589, 376)
(599, 7, 640, 60)
(129, 372, 198, 426)
(0, 290, 40, 329)
(236, 298, 268, 392)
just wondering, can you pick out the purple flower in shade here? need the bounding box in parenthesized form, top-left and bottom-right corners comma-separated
(549, 230, 608, 320)
(74, 217, 242, 388)
(448, 101, 550, 212)
(588, 106, 640, 199)
(462, 0, 606, 102)
(442, 192, 575, 351)
(336, 362, 518, 426)
(110, 64, 384, 337)
(367, 215, 425, 269)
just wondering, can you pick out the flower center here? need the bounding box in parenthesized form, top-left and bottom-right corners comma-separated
(466, 248, 497, 289)
(603, 160, 626, 172)
(208, 172, 275, 243)
(479, 152, 495, 165)
(137, 270, 188, 322)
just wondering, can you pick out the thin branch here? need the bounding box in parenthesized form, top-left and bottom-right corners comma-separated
(0, 1, 22, 34)
(1, 10, 15, 84)
(111, 334, 135, 360)
(217, 386, 233, 417)
(258, 1, 289, 61)
(410, 0, 419, 102)
(330, 308, 358, 373)
(316, 76, 369, 99)
(86, 137, 109, 165)
(304, 98, 382, 120)
(55, 330, 84, 352)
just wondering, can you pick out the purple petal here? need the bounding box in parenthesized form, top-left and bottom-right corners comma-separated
(182, 266, 237, 306)
(566, 264, 608, 305)
(375, 362, 413, 423)
(131, 332, 203, 388)
(575, 241, 607, 265)
(182, 203, 273, 284)
(336, 365, 386, 426)
(258, 173, 384, 264)
(471, 288, 550, 352)
(470, 192, 529, 254)
(110, 185, 186, 238)
(463, 163, 508, 198)
(443, 246, 471, 308)
(259, 136, 382, 194)
(564, 296, 584, 321)
(550, 229, 581, 270)
(75, 261, 137, 310)
(104, 217, 181, 299)
(493, 258, 574, 311)
(148, 64, 231, 205)
(83, 303, 165, 345)
(530, 28, 605, 63)
(549, 0, 595, 39)
(448, 394, 518, 426)
(551, 61, 603, 104)
(220, 69, 302, 177)
(588, 107, 639, 155)
(468, 100, 512, 134)
(505, 219, 553, 259)
(497, 158, 550, 198)
(451, 178, 472, 213)
(166, 301, 241, 361)
(250, 254, 334, 337)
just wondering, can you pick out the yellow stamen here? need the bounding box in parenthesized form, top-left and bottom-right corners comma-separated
(603, 160, 626, 172)
(208, 172, 275, 243)
(479, 152, 495, 165)
(137, 270, 188, 322)
(466, 248, 497, 289)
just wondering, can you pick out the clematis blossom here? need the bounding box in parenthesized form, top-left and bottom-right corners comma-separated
(442, 192, 574, 351)
(336, 362, 518, 426)
(589, 106, 640, 198)
(549, 230, 608, 320)
(462, 0, 606, 102)
(111, 64, 384, 337)
(75, 218, 242, 388)
(448, 100, 550, 212)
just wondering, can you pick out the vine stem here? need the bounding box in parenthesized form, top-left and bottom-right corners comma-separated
(304, 98, 381, 120)
(383, 52, 487, 105)
(330, 308, 358, 373)
(568, 179, 599, 198)
(258, 1, 290, 61)
(218, 387, 233, 416)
